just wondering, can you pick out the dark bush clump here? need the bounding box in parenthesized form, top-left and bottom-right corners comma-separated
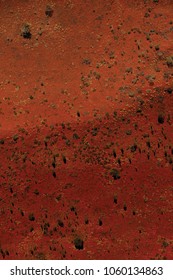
(29, 213, 35, 221)
(74, 237, 84, 250)
(165, 88, 172, 94)
(45, 5, 53, 17)
(110, 169, 120, 180)
(131, 144, 137, 152)
(57, 219, 64, 227)
(158, 114, 164, 124)
(21, 23, 32, 39)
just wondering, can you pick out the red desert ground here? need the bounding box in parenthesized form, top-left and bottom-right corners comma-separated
(0, 0, 173, 259)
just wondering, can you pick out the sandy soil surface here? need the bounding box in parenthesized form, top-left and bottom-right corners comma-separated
(0, 0, 173, 259)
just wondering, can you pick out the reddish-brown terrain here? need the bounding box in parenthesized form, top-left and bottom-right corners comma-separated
(0, 0, 173, 259)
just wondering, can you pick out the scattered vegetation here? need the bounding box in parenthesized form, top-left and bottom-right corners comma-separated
(21, 23, 32, 39)
(110, 169, 121, 180)
(74, 237, 84, 250)
(45, 5, 53, 17)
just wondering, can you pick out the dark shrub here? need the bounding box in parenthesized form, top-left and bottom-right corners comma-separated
(110, 169, 120, 180)
(74, 237, 84, 250)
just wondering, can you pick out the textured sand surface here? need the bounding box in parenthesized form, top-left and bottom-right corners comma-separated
(0, 0, 173, 259)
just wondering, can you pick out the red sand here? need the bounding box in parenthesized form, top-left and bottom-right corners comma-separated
(0, 0, 173, 259)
